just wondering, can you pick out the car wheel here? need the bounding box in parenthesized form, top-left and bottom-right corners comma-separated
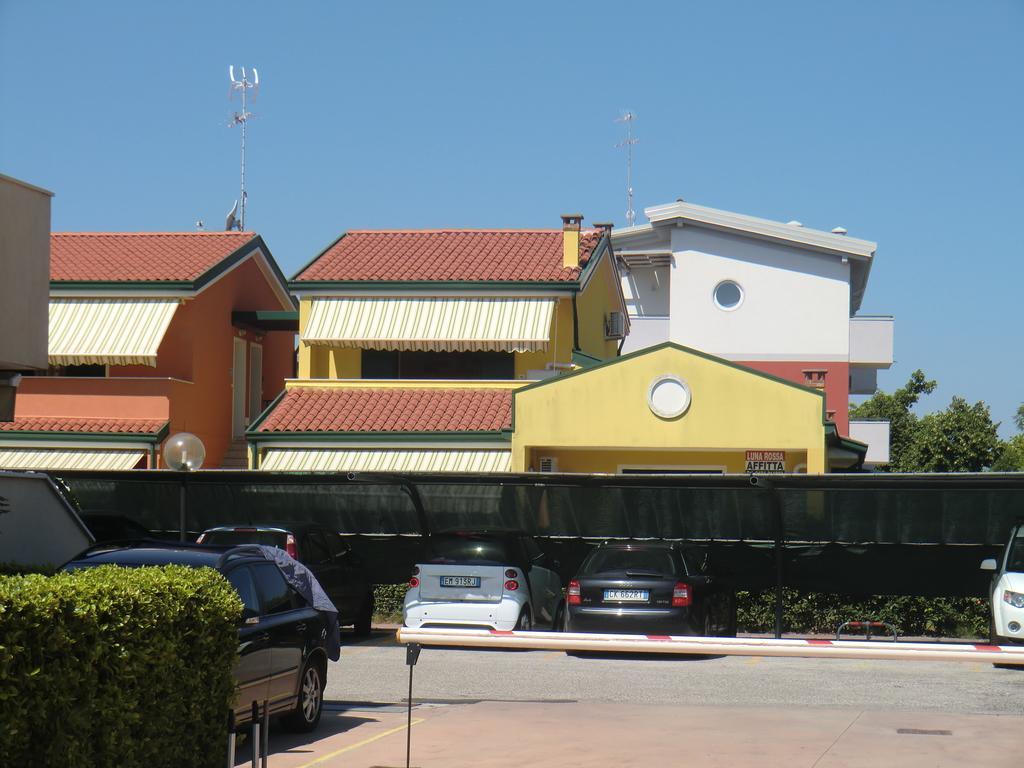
(282, 658, 324, 733)
(515, 606, 532, 631)
(354, 592, 374, 637)
(552, 602, 565, 632)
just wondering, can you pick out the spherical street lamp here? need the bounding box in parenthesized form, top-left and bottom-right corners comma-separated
(163, 432, 205, 472)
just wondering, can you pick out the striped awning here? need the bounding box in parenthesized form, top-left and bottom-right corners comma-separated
(260, 447, 512, 473)
(0, 448, 146, 471)
(49, 298, 180, 367)
(303, 297, 555, 352)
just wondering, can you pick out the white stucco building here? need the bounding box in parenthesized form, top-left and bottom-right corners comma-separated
(613, 200, 894, 468)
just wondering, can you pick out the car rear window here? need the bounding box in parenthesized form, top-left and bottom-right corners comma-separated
(426, 535, 513, 565)
(581, 548, 678, 577)
(202, 530, 288, 549)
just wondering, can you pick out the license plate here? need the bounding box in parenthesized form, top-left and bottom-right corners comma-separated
(440, 575, 481, 588)
(604, 589, 649, 602)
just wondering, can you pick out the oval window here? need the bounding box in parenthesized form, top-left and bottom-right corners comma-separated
(713, 280, 743, 311)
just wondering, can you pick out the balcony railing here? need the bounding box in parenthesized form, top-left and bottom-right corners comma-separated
(850, 316, 894, 368)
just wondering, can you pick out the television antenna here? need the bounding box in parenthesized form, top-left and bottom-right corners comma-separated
(615, 111, 639, 227)
(227, 66, 259, 230)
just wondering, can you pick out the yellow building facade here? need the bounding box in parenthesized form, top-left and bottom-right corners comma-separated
(249, 218, 862, 474)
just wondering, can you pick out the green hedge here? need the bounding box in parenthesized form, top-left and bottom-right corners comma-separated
(0, 566, 242, 768)
(374, 583, 408, 620)
(737, 589, 989, 638)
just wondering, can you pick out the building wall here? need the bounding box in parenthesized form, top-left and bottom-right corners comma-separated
(575, 254, 624, 361)
(511, 344, 828, 474)
(667, 227, 851, 362)
(109, 255, 293, 467)
(0, 175, 51, 371)
(739, 360, 850, 434)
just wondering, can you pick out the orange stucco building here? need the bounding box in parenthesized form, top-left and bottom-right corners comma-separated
(0, 232, 296, 469)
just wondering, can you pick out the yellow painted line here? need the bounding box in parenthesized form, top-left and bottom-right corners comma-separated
(293, 718, 425, 768)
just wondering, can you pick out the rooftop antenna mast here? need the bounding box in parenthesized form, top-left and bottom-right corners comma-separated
(227, 66, 259, 231)
(615, 111, 639, 227)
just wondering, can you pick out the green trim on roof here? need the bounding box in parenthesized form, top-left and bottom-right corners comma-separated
(50, 235, 296, 310)
(571, 350, 604, 367)
(288, 279, 580, 292)
(50, 280, 194, 291)
(246, 430, 511, 443)
(232, 310, 299, 331)
(510, 342, 828, 432)
(246, 389, 287, 434)
(0, 422, 169, 444)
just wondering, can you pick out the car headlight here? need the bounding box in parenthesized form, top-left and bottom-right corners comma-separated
(1003, 590, 1024, 609)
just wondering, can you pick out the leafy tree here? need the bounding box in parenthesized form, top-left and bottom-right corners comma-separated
(992, 403, 1024, 472)
(903, 397, 1002, 472)
(849, 370, 936, 471)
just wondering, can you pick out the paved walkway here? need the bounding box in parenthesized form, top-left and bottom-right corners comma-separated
(238, 700, 1024, 767)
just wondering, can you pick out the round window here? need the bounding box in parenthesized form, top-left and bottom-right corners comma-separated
(713, 280, 744, 311)
(647, 375, 691, 420)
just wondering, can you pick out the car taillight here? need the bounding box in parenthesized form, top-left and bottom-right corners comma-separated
(505, 568, 518, 578)
(671, 582, 691, 607)
(285, 534, 298, 559)
(567, 579, 581, 605)
(409, 576, 420, 588)
(504, 580, 519, 591)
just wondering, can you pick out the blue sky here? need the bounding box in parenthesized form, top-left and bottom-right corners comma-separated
(2, 1, 1021, 435)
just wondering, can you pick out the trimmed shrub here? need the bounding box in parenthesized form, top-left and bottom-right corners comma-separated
(373, 583, 409, 620)
(737, 589, 989, 638)
(0, 565, 242, 768)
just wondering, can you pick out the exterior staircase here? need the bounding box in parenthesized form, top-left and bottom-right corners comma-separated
(220, 439, 249, 469)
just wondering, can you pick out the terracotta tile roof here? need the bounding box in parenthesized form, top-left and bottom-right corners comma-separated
(0, 416, 168, 435)
(51, 232, 258, 282)
(293, 229, 604, 283)
(255, 387, 513, 433)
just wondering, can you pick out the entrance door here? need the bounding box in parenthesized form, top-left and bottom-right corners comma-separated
(232, 338, 247, 438)
(248, 342, 263, 422)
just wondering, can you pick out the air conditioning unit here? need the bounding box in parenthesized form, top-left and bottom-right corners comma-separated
(538, 456, 559, 473)
(604, 311, 625, 339)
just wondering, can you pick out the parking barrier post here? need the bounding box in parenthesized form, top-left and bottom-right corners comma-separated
(251, 701, 260, 768)
(405, 642, 421, 768)
(261, 699, 269, 768)
(226, 710, 235, 768)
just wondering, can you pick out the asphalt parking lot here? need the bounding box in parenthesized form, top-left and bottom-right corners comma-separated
(238, 630, 1024, 767)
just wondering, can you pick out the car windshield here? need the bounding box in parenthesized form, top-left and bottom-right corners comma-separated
(1007, 528, 1024, 573)
(582, 548, 677, 577)
(202, 530, 288, 549)
(426, 535, 513, 565)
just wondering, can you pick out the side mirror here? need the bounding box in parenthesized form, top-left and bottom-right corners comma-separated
(980, 558, 998, 572)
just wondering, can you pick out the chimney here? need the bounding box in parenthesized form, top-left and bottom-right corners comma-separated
(561, 214, 583, 268)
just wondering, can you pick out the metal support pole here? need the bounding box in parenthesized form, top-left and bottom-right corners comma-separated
(179, 480, 187, 542)
(261, 700, 269, 768)
(250, 701, 259, 768)
(772, 489, 785, 640)
(405, 643, 421, 768)
(226, 711, 235, 768)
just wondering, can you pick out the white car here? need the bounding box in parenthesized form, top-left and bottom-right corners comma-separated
(981, 522, 1024, 645)
(403, 532, 563, 631)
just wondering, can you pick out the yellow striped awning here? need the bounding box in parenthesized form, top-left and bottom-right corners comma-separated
(260, 448, 512, 473)
(303, 297, 555, 352)
(49, 298, 180, 367)
(0, 448, 146, 471)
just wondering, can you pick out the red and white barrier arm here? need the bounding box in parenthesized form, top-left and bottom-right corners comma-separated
(395, 627, 1024, 665)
